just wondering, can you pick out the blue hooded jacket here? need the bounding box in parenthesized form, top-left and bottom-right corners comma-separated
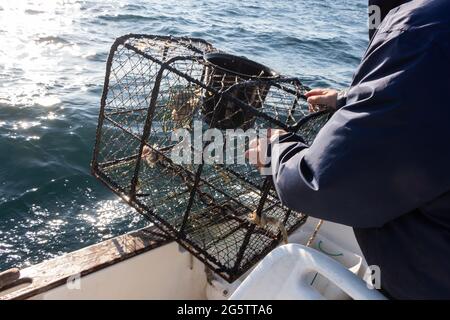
(271, 0, 450, 299)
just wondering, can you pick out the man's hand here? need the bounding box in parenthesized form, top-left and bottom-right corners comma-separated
(245, 129, 287, 173)
(305, 88, 339, 111)
(268, 129, 288, 143)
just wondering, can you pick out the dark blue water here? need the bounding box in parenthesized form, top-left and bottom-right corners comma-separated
(0, 0, 368, 270)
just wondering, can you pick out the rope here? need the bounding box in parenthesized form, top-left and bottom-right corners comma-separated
(306, 219, 324, 289)
(306, 219, 323, 247)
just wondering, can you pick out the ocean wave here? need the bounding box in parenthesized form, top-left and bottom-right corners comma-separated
(35, 36, 71, 46)
(24, 9, 44, 15)
(98, 13, 154, 22)
(83, 51, 108, 62)
(121, 4, 147, 11)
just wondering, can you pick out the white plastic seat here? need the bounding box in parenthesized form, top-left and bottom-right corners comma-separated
(230, 244, 386, 300)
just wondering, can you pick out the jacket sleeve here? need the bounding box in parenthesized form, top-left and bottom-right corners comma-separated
(271, 29, 450, 228)
(336, 89, 348, 109)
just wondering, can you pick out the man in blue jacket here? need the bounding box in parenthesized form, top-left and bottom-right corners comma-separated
(248, 0, 450, 299)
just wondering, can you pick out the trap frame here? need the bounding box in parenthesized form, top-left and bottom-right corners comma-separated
(92, 34, 332, 282)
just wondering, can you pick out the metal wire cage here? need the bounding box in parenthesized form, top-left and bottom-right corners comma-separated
(92, 34, 332, 282)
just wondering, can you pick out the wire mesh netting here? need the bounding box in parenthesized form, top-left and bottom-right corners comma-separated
(92, 34, 333, 282)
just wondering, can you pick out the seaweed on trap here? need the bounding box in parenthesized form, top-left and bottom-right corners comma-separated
(91, 34, 333, 282)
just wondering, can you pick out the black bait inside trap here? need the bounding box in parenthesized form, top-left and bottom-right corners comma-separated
(92, 34, 333, 282)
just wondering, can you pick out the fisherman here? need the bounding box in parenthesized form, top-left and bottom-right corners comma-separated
(247, 0, 450, 299)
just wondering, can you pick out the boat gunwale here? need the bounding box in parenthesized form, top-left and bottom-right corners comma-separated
(0, 226, 172, 300)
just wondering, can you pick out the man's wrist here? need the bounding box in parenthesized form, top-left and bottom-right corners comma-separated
(336, 89, 348, 109)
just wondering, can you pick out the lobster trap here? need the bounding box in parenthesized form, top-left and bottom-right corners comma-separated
(92, 34, 332, 282)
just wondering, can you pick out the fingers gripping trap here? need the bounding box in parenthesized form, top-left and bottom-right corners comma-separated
(92, 34, 332, 282)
